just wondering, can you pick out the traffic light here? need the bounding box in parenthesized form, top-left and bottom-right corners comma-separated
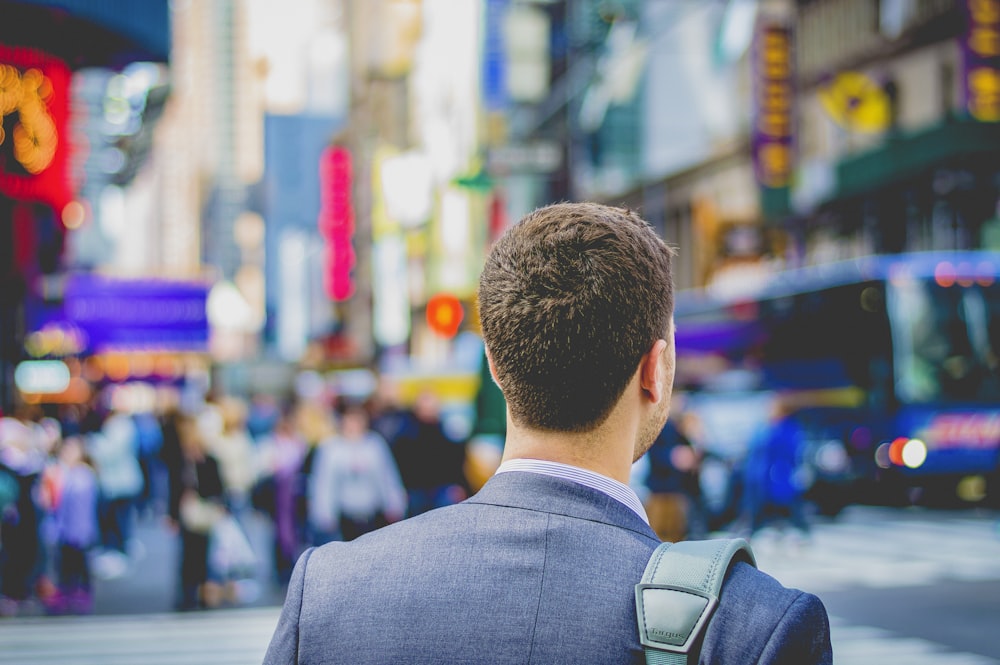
(426, 293, 463, 338)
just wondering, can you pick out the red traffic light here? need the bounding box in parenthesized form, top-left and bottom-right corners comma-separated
(426, 293, 464, 338)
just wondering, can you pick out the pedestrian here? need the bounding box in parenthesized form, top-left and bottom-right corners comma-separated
(132, 408, 165, 519)
(367, 376, 409, 448)
(44, 436, 99, 614)
(87, 406, 143, 579)
(741, 396, 812, 544)
(205, 397, 258, 520)
(255, 408, 307, 584)
(643, 400, 701, 543)
(32, 415, 63, 606)
(166, 414, 226, 611)
(307, 400, 406, 544)
(0, 415, 45, 617)
(263, 202, 832, 664)
(388, 389, 468, 516)
(290, 397, 336, 546)
(246, 393, 281, 441)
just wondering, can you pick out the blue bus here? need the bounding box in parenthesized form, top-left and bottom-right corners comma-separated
(673, 251, 1000, 516)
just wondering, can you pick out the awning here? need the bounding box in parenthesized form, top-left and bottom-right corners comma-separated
(0, 0, 170, 68)
(834, 119, 1000, 201)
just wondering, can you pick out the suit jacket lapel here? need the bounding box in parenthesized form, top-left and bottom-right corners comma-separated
(467, 470, 659, 542)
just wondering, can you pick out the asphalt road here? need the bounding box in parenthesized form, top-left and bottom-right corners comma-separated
(3, 503, 998, 664)
(747, 505, 1000, 663)
(821, 579, 1000, 660)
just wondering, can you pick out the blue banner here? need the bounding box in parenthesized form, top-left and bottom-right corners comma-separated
(482, 0, 509, 111)
(27, 273, 210, 353)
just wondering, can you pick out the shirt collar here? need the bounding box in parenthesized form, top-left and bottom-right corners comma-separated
(495, 458, 649, 524)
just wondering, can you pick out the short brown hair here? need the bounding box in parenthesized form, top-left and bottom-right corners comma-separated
(478, 202, 674, 432)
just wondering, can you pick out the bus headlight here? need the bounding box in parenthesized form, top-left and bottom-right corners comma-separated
(875, 437, 927, 469)
(901, 438, 927, 469)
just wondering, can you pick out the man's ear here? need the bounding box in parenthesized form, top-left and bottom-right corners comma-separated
(484, 346, 502, 388)
(639, 339, 669, 404)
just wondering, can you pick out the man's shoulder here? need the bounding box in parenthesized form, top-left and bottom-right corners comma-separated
(306, 504, 469, 557)
(301, 493, 652, 581)
(706, 562, 832, 664)
(722, 560, 801, 606)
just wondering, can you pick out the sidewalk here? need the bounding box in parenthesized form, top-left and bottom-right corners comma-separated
(92, 510, 287, 615)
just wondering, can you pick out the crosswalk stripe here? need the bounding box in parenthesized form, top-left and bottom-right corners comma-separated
(830, 620, 1000, 665)
(742, 508, 1000, 593)
(0, 607, 281, 665)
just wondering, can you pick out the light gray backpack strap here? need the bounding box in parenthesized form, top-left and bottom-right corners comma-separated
(635, 538, 756, 665)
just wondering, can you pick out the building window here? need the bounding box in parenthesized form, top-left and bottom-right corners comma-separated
(940, 58, 955, 119)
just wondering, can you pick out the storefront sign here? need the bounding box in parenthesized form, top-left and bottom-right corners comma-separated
(818, 71, 891, 133)
(962, 0, 1000, 121)
(482, 0, 509, 111)
(318, 145, 355, 302)
(921, 412, 1000, 450)
(751, 21, 795, 189)
(27, 274, 210, 352)
(14, 360, 71, 394)
(486, 141, 562, 174)
(0, 46, 72, 212)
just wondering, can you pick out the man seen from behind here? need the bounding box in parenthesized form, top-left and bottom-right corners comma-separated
(263, 202, 833, 664)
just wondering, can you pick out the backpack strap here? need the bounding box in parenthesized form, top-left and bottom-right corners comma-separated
(635, 538, 756, 665)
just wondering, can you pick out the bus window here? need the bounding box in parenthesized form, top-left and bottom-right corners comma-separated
(889, 278, 1000, 404)
(759, 282, 891, 399)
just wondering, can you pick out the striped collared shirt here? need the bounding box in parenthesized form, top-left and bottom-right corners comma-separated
(494, 458, 649, 524)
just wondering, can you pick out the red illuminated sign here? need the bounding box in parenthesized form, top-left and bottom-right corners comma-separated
(924, 413, 1000, 450)
(318, 145, 355, 301)
(0, 46, 72, 212)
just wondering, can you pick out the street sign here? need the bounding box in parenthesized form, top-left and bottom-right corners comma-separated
(487, 142, 562, 174)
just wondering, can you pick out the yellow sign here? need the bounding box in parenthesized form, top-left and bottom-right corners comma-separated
(0, 65, 58, 174)
(968, 66, 1000, 121)
(752, 23, 794, 189)
(818, 71, 892, 133)
(965, 0, 1000, 122)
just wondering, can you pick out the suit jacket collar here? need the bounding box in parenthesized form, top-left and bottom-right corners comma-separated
(467, 470, 659, 542)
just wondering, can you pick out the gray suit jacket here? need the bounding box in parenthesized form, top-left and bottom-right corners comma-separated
(263, 471, 832, 664)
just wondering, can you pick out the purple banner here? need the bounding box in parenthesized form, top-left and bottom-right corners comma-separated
(961, 0, 1000, 122)
(27, 273, 210, 353)
(751, 21, 795, 189)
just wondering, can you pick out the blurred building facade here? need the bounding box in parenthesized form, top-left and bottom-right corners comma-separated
(493, 0, 1000, 294)
(0, 0, 173, 413)
(242, 0, 1000, 390)
(7, 0, 999, 412)
(789, 0, 1000, 263)
(330, 0, 489, 387)
(156, 0, 266, 367)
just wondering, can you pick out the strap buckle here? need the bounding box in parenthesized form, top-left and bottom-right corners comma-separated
(634, 583, 719, 654)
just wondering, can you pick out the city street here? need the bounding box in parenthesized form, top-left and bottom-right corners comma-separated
(750, 506, 1000, 664)
(0, 505, 998, 664)
(1, 0, 998, 663)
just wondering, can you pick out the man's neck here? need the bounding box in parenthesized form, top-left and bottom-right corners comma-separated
(500, 417, 636, 485)
(493, 362, 651, 486)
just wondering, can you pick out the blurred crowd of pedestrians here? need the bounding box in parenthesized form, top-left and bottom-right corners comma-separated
(0, 380, 471, 617)
(1, 377, 816, 618)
